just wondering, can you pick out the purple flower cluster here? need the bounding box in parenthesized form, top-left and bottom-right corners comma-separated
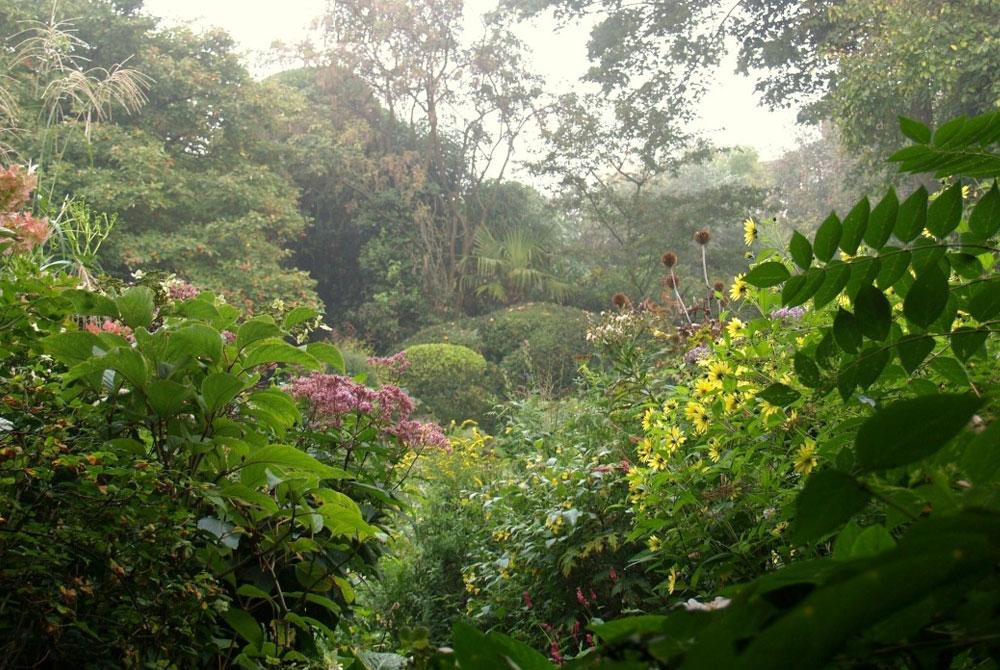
(684, 345, 710, 365)
(367, 351, 411, 377)
(287, 373, 447, 450)
(770, 306, 807, 320)
(166, 279, 199, 301)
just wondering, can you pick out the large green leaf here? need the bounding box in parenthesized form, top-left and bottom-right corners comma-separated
(926, 183, 963, 238)
(756, 383, 800, 407)
(894, 187, 928, 242)
(223, 608, 263, 650)
(839, 197, 869, 255)
(306, 342, 345, 373)
(960, 419, 1000, 485)
(240, 445, 350, 485)
(812, 261, 852, 309)
(236, 317, 283, 351)
(42, 331, 103, 366)
(903, 266, 949, 328)
(898, 116, 931, 144)
(813, 213, 842, 262)
(202, 372, 247, 414)
(864, 189, 898, 250)
(855, 394, 983, 471)
(312, 489, 376, 540)
(832, 308, 862, 353)
(896, 335, 934, 374)
(789, 231, 813, 270)
(744, 262, 791, 288)
(968, 181, 1000, 238)
(168, 324, 224, 364)
(242, 339, 320, 370)
(792, 470, 871, 543)
(115, 286, 155, 329)
(853, 286, 891, 341)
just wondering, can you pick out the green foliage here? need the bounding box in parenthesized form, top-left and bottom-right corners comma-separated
(401, 344, 498, 426)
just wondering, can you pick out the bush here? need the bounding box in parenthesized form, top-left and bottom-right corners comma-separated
(401, 321, 483, 352)
(477, 303, 591, 392)
(400, 344, 498, 426)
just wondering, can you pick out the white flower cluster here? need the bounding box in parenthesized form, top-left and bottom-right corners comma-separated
(585, 311, 646, 346)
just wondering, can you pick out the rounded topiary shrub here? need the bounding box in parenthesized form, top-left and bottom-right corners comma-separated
(400, 344, 498, 426)
(401, 321, 483, 352)
(476, 303, 592, 391)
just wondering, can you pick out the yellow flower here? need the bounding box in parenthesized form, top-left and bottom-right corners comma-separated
(795, 336, 807, 348)
(695, 377, 720, 397)
(726, 317, 745, 339)
(743, 218, 758, 246)
(685, 401, 706, 422)
(794, 439, 818, 475)
(729, 275, 749, 301)
(707, 361, 732, 385)
(665, 425, 687, 454)
(637, 437, 653, 459)
(760, 400, 782, 419)
(662, 398, 679, 413)
(649, 453, 668, 471)
(648, 535, 662, 553)
(667, 566, 678, 594)
(642, 407, 656, 431)
(836, 293, 851, 309)
(723, 393, 739, 414)
(707, 438, 722, 463)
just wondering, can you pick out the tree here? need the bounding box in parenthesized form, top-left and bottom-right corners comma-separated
(0, 1, 319, 309)
(314, 0, 544, 312)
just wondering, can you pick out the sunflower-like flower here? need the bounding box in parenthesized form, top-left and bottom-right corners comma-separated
(694, 377, 720, 397)
(707, 361, 732, 385)
(723, 393, 739, 414)
(794, 439, 818, 475)
(726, 317, 745, 339)
(707, 438, 722, 463)
(743, 218, 758, 246)
(684, 401, 711, 434)
(648, 535, 662, 552)
(665, 425, 686, 454)
(729, 274, 749, 301)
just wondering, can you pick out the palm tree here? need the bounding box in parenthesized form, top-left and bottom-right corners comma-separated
(463, 225, 570, 305)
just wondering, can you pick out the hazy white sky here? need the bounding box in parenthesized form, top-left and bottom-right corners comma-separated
(143, 0, 802, 160)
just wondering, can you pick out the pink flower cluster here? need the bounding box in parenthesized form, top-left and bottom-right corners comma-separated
(367, 351, 411, 381)
(287, 372, 448, 450)
(166, 279, 200, 301)
(84, 319, 135, 342)
(0, 166, 49, 256)
(2, 212, 50, 254)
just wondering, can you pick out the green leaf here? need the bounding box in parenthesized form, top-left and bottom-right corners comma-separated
(789, 231, 813, 270)
(105, 348, 148, 389)
(894, 187, 928, 242)
(840, 198, 869, 256)
(929, 357, 969, 386)
(898, 116, 931, 144)
(968, 280, 1000, 322)
(306, 342, 345, 373)
(782, 268, 824, 307)
(950, 327, 988, 362)
(853, 286, 891, 341)
(926, 183, 963, 238)
(855, 394, 983, 471)
(236, 317, 282, 351)
(744, 262, 791, 288)
(896, 335, 934, 374)
(115, 286, 155, 330)
(968, 182, 1000, 238)
(168, 324, 223, 364)
(246, 389, 301, 431)
(903, 266, 949, 328)
(812, 262, 852, 310)
(875, 248, 910, 289)
(223, 608, 263, 650)
(42, 331, 102, 366)
(833, 309, 862, 353)
(202, 372, 247, 414)
(283, 306, 320, 329)
(757, 383, 800, 407)
(855, 347, 891, 390)
(960, 419, 1000, 485)
(147, 379, 190, 417)
(242, 339, 320, 370)
(62, 290, 119, 318)
(864, 189, 898, 250)
(793, 352, 822, 388)
(792, 470, 871, 543)
(813, 213, 842, 262)
(312, 489, 376, 540)
(240, 445, 350, 485)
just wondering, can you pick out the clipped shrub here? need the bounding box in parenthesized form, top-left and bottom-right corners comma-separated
(401, 321, 483, 352)
(478, 303, 591, 391)
(400, 344, 498, 425)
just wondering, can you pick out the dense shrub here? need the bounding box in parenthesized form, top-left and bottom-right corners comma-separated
(400, 344, 498, 426)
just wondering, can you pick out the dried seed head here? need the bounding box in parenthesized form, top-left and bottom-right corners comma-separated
(612, 292, 631, 309)
(661, 251, 678, 268)
(713, 281, 725, 293)
(694, 229, 711, 245)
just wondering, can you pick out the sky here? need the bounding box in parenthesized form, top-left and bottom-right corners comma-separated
(143, 0, 803, 161)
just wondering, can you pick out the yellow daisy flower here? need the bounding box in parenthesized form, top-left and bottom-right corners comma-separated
(743, 218, 758, 246)
(695, 377, 720, 397)
(667, 566, 678, 594)
(665, 425, 687, 454)
(794, 439, 818, 475)
(726, 317, 745, 339)
(729, 275, 749, 301)
(760, 400, 782, 419)
(642, 407, 656, 431)
(707, 438, 722, 463)
(723, 393, 739, 414)
(649, 453, 668, 471)
(648, 535, 662, 552)
(707, 361, 732, 385)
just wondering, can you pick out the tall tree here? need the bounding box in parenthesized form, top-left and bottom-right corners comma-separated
(314, 0, 543, 312)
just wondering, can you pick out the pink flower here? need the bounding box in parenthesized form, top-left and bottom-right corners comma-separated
(549, 640, 563, 665)
(2, 212, 50, 254)
(367, 351, 411, 376)
(609, 567, 619, 583)
(576, 587, 588, 606)
(166, 279, 199, 301)
(585, 633, 594, 648)
(84, 319, 134, 343)
(0, 166, 36, 212)
(221, 330, 236, 344)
